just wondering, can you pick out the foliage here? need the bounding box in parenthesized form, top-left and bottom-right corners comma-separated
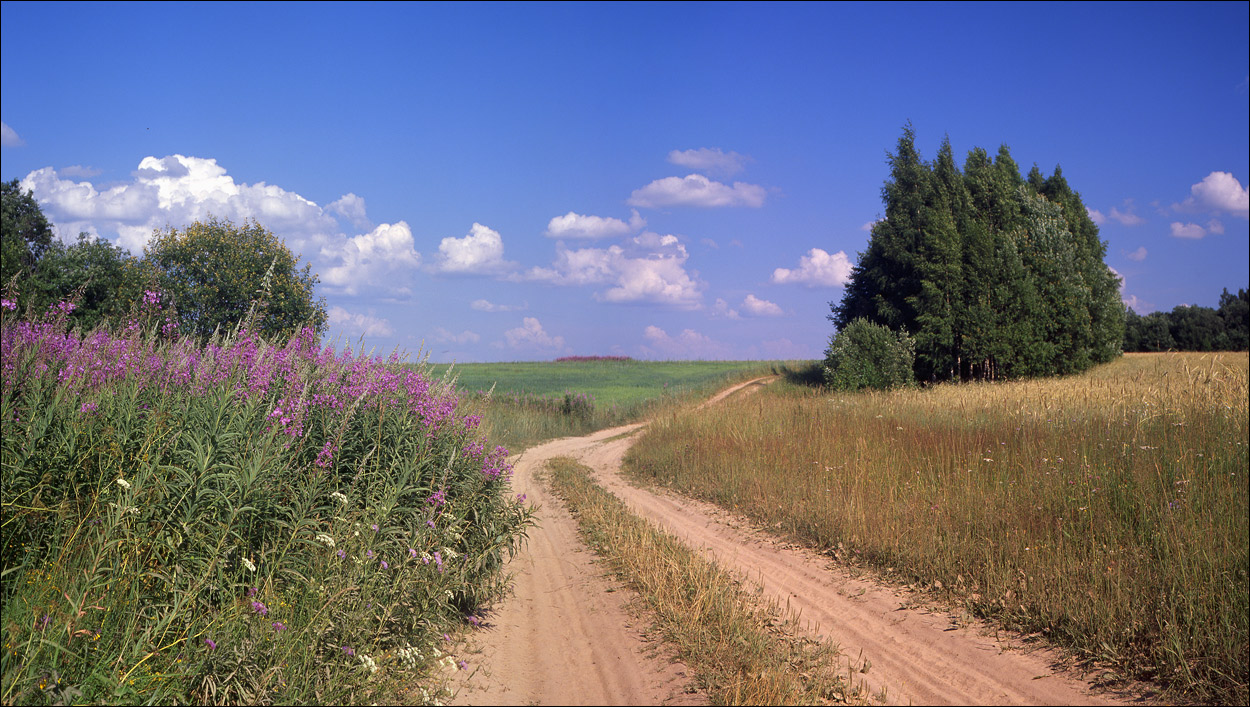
(0, 305, 531, 705)
(1124, 288, 1249, 352)
(822, 318, 915, 391)
(1, 179, 55, 294)
(832, 126, 1124, 382)
(625, 352, 1249, 703)
(26, 233, 148, 331)
(143, 217, 327, 342)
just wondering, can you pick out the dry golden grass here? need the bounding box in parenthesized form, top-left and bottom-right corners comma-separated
(545, 456, 869, 705)
(625, 352, 1249, 703)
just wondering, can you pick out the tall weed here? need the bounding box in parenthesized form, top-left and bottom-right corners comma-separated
(0, 301, 531, 705)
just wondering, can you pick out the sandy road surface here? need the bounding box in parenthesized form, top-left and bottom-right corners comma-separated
(451, 378, 1149, 706)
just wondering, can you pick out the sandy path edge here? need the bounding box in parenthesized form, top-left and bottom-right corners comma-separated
(450, 377, 1158, 706)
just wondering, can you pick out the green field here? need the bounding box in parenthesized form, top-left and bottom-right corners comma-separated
(422, 360, 788, 452)
(427, 359, 784, 406)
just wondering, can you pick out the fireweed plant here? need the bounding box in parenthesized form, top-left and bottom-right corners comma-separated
(0, 296, 532, 705)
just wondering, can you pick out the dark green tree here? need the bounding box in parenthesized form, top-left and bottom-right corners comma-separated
(143, 216, 327, 341)
(31, 234, 145, 331)
(1138, 312, 1176, 351)
(1168, 305, 1227, 351)
(1, 179, 55, 296)
(1217, 288, 1249, 350)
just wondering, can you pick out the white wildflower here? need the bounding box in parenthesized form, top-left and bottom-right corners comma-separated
(242, 558, 256, 572)
(440, 547, 459, 560)
(330, 492, 349, 504)
(358, 653, 378, 674)
(116, 478, 132, 490)
(315, 533, 336, 548)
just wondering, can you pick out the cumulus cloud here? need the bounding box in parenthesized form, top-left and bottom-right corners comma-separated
(20, 154, 340, 253)
(502, 317, 567, 353)
(1206, 219, 1225, 235)
(1170, 222, 1208, 239)
(667, 147, 750, 177)
(320, 221, 421, 295)
(741, 294, 783, 317)
(640, 325, 730, 359)
(711, 298, 740, 320)
(772, 248, 853, 287)
(435, 222, 512, 274)
(470, 298, 526, 312)
(327, 306, 394, 338)
(1174, 171, 1250, 219)
(1, 122, 23, 147)
(326, 193, 373, 231)
(545, 209, 645, 239)
(432, 327, 481, 345)
(1125, 246, 1148, 262)
(526, 232, 703, 308)
(628, 174, 766, 209)
(1086, 207, 1106, 225)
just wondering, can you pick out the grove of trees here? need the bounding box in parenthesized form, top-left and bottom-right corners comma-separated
(1123, 288, 1249, 352)
(832, 126, 1125, 383)
(1, 179, 326, 340)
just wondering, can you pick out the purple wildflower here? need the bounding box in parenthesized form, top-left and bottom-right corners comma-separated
(247, 587, 258, 598)
(380, 560, 389, 570)
(458, 660, 468, 670)
(409, 548, 417, 559)
(366, 549, 374, 559)
(272, 621, 287, 632)
(251, 601, 269, 616)
(341, 646, 355, 656)
(336, 549, 346, 559)
(372, 524, 379, 532)
(203, 638, 217, 650)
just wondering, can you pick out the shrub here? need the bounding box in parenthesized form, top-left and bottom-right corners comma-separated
(822, 318, 915, 391)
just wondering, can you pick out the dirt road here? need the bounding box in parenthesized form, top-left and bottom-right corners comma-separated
(451, 378, 1145, 705)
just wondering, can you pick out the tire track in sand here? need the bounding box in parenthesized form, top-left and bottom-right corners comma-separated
(452, 377, 1151, 706)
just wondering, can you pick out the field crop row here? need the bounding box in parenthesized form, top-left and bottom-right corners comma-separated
(625, 352, 1249, 703)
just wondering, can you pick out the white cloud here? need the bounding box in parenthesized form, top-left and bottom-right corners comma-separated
(628, 174, 766, 209)
(327, 306, 394, 338)
(327, 193, 373, 231)
(20, 155, 340, 254)
(861, 218, 884, 232)
(435, 222, 512, 274)
(1086, 207, 1106, 225)
(545, 209, 644, 239)
(772, 248, 853, 287)
(1123, 294, 1150, 314)
(1190, 172, 1249, 218)
(1170, 222, 1207, 239)
(699, 237, 719, 249)
(711, 298, 740, 320)
(1206, 219, 1225, 235)
(59, 165, 102, 178)
(432, 327, 481, 345)
(640, 325, 730, 359)
(526, 232, 703, 308)
(320, 221, 421, 295)
(1173, 171, 1250, 219)
(470, 298, 526, 312)
(502, 317, 567, 353)
(667, 147, 750, 177)
(1, 122, 23, 147)
(741, 294, 783, 317)
(1125, 246, 1148, 262)
(1108, 202, 1145, 226)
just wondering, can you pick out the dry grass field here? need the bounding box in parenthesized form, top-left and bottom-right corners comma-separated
(625, 352, 1249, 703)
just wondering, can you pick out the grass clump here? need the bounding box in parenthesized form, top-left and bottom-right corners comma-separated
(0, 301, 532, 705)
(544, 456, 865, 705)
(625, 352, 1249, 703)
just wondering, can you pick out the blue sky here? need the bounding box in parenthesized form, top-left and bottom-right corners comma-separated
(3, 2, 1247, 362)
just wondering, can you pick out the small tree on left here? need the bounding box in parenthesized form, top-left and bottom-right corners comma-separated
(143, 216, 327, 341)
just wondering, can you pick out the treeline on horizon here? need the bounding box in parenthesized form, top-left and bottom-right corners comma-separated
(836, 126, 1122, 382)
(1124, 288, 1249, 352)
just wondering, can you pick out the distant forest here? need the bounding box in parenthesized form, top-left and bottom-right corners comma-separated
(1124, 288, 1248, 352)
